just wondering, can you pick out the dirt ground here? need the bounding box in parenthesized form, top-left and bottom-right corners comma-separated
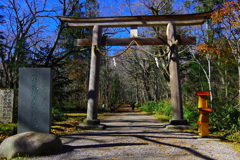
(28, 104, 240, 160)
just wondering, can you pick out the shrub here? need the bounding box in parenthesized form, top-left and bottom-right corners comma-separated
(183, 105, 198, 123)
(0, 123, 17, 135)
(139, 100, 172, 118)
(62, 100, 78, 111)
(139, 101, 156, 113)
(52, 108, 67, 122)
(210, 105, 239, 133)
(63, 100, 87, 112)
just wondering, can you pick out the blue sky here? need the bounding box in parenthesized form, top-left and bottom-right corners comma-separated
(98, 0, 187, 17)
(96, 0, 189, 55)
(0, 0, 203, 56)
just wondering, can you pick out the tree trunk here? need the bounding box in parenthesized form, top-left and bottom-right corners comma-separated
(207, 55, 213, 109)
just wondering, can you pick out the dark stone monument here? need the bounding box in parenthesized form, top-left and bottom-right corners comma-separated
(0, 89, 14, 123)
(17, 68, 52, 133)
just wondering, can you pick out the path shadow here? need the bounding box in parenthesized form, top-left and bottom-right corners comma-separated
(47, 106, 216, 159)
(115, 110, 141, 113)
(52, 142, 148, 155)
(101, 119, 160, 123)
(56, 130, 213, 160)
(52, 124, 73, 128)
(134, 135, 215, 160)
(62, 130, 195, 137)
(102, 113, 146, 116)
(105, 124, 166, 129)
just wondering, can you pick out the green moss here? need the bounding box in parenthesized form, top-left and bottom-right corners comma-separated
(0, 123, 17, 134)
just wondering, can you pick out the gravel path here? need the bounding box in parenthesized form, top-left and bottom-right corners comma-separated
(28, 105, 240, 160)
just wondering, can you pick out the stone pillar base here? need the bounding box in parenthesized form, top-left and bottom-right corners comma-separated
(166, 125, 194, 130)
(84, 119, 101, 125)
(77, 119, 106, 130)
(166, 119, 194, 130)
(170, 119, 188, 125)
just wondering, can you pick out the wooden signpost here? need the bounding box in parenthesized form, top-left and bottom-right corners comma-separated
(59, 12, 211, 128)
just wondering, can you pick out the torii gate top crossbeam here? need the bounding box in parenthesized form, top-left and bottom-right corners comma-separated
(59, 12, 212, 28)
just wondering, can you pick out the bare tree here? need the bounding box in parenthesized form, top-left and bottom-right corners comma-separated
(0, 0, 86, 88)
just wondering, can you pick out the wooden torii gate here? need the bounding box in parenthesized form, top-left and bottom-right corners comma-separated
(59, 12, 211, 129)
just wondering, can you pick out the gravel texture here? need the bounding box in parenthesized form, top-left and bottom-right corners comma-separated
(26, 105, 240, 160)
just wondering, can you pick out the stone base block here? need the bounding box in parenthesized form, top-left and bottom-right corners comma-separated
(170, 119, 188, 125)
(166, 119, 193, 130)
(78, 119, 106, 130)
(84, 119, 100, 125)
(77, 124, 106, 130)
(166, 125, 195, 130)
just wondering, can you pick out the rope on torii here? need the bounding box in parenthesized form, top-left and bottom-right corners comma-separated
(95, 40, 169, 58)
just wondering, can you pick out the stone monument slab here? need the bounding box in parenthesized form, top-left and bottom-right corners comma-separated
(0, 89, 14, 123)
(17, 68, 52, 133)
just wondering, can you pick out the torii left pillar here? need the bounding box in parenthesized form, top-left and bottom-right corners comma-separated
(79, 25, 106, 129)
(167, 22, 189, 128)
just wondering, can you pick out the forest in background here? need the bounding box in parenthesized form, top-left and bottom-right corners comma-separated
(0, 0, 239, 138)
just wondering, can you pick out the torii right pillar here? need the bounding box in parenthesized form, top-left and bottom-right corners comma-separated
(167, 22, 189, 128)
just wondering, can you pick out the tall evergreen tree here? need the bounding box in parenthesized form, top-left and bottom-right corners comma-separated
(53, 0, 99, 112)
(184, 0, 225, 12)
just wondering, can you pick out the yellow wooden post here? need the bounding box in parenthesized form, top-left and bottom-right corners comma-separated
(196, 91, 212, 137)
(196, 91, 210, 108)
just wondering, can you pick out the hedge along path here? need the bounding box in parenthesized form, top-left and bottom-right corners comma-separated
(28, 104, 240, 160)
